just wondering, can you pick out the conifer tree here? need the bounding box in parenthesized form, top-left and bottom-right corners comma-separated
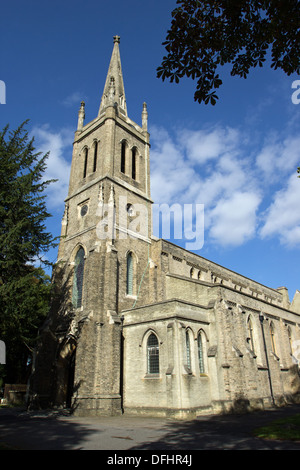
(0, 121, 56, 385)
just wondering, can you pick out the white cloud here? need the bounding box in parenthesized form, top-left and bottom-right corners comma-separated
(179, 126, 240, 164)
(30, 125, 73, 208)
(150, 121, 300, 249)
(150, 125, 261, 247)
(260, 172, 300, 246)
(256, 134, 300, 182)
(62, 91, 84, 107)
(209, 191, 261, 246)
(150, 126, 197, 203)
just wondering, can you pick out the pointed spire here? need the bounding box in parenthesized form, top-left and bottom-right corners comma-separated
(98, 36, 127, 117)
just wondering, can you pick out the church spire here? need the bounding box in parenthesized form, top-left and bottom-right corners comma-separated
(98, 35, 127, 117)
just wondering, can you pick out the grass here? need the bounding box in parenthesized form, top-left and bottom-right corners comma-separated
(253, 413, 300, 441)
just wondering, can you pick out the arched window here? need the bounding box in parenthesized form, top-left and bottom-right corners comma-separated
(186, 330, 191, 370)
(126, 252, 133, 295)
(83, 148, 88, 178)
(147, 333, 159, 374)
(121, 141, 126, 174)
(132, 147, 136, 180)
(72, 247, 85, 308)
(93, 141, 98, 172)
(197, 332, 205, 373)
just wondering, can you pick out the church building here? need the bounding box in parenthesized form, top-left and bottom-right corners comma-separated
(29, 36, 300, 418)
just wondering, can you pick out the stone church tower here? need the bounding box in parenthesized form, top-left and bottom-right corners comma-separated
(30, 36, 152, 415)
(30, 36, 300, 418)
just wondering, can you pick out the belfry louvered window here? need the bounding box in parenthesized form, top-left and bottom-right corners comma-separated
(132, 147, 136, 180)
(126, 252, 133, 295)
(93, 141, 98, 172)
(83, 148, 88, 178)
(72, 247, 85, 308)
(121, 141, 126, 174)
(147, 333, 159, 374)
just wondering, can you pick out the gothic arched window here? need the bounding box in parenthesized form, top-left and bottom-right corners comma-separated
(197, 332, 205, 373)
(83, 148, 88, 178)
(186, 330, 191, 370)
(121, 141, 126, 174)
(72, 247, 85, 308)
(132, 147, 136, 180)
(126, 252, 133, 295)
(93, 141, 98, 172)
(147, 333, 159, 374)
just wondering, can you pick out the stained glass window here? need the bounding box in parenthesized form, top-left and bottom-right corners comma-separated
(198, 333, 205, 373)
(127, 252, 133, 295)
(147, 333, 159, 374)
(186, 330, 191, 370)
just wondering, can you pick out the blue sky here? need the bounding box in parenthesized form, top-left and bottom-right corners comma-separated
(1, 0, 300, 302)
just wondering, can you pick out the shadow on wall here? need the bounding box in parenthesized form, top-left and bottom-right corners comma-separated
(28, 261, 78, 410)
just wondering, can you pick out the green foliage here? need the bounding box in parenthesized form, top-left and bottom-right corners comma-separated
(157, 0, 300, 105)
(0, 121, 56, 384)
(254, 413, 300, 441)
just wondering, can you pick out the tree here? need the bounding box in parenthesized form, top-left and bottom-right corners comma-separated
(157, 0, 300, 105)
(0, 121, 56, 384)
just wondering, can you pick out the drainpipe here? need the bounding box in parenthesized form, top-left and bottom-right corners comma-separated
(120, 315, 124, 414)
(259, 313, 275, 406)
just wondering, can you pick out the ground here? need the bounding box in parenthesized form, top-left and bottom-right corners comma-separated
(1, 404, 300, 451)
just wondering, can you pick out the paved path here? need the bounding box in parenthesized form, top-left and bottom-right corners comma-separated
(1, 404, 300, 450)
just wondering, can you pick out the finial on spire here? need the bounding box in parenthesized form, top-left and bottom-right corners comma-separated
(142, 102, 148, 131)
(113, 35, 120, 44)
(77, 101, 85, 131)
